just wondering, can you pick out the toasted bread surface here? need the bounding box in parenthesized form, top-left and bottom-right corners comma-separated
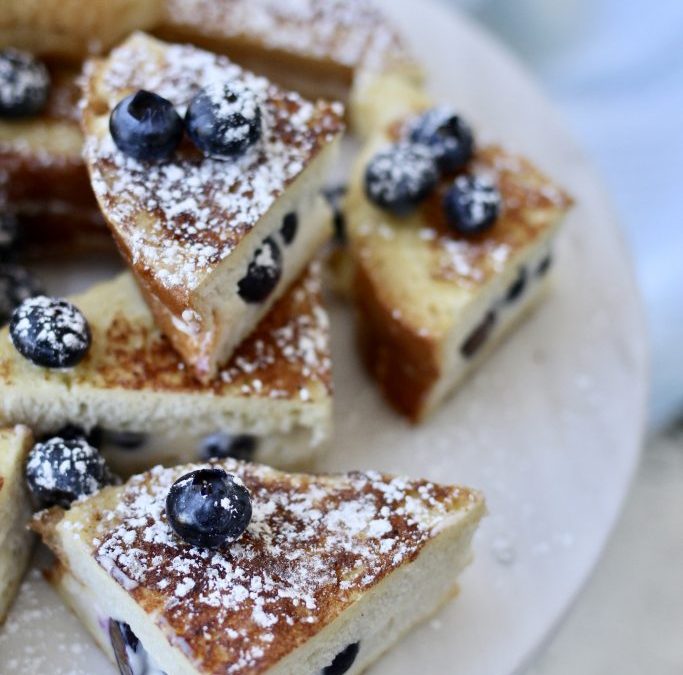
(81, 33, 343, 379)
(0, 263, 332, 438)
(0, 425, 34, 623)
(82, 33, 344, 307)
(344, 102, 572, 420)
(157, 0, 423, 104)
(0, 0, 163, 62)
(349, 142, 572, 339)
(34, 458, 484, 673)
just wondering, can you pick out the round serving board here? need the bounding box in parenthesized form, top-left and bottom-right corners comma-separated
(0, 2, 647, 674)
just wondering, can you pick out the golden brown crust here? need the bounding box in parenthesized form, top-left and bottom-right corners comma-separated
(0, 262, 331, 447)
(424, 147, 572, 285)
(155, 28, 353, 105)
(0, 157, 90, 206)
(0, 63, 107, 257)
(376, 131, 574, 292)
(0, 66, 92, 203)
(68, 264, 332, 399)
(30, 505, 66, 545)
(354, 261, 439, 422)
(349, 143, 572, 421)
(156, 0, 423, 103)
(0, 0, 163, 63)
(42, 63, 83, 123)
(13, 206, 109, 259)
(41, 459, 483, 674)
(81, 34, 345, 311)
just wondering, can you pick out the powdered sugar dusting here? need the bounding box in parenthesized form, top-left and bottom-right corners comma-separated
(200, 80, 261, 151)
(83, 36, 344, 294)
(9, 296, 90, 368)
(220, 262, 331, 399)
(0, 50, 49, 112)
(365, 142, 437, 207)
(71, 460, 478, 673)
(163, 0, 419, 76)
(433, 146, 572, 286)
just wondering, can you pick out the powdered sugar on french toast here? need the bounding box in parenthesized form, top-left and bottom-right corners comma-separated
(164, 0, 418, 75)
(0, 50, 49, 112)
(76, 460, 478, 673)
(9, 296, 89, 365)
(219, 263, 331, 400)
(82, 38, 343, 293)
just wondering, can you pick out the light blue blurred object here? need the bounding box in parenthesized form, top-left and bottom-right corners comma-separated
(450, 0, 683, 427)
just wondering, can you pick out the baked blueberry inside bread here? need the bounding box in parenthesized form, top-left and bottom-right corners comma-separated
(81, 33, 344, 382)
(33, 457, 484, 674)
(0, 263, 333, 474)
(345, 100, 573, 421)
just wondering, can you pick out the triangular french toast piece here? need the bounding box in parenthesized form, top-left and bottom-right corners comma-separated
(0, 63, 109, 257)
(33, 458, 484, 674)
(344, 91, 573, 421)
(0, 263, 332, 474)
(0, 0, 162, 62)
(155, 0, 423, 105)
(0, 425, 34, 622)
(81, 33, 344, 382)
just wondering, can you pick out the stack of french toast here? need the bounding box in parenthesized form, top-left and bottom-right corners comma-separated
(0, 1, 572, 673)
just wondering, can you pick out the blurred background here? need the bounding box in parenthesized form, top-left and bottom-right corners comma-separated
(447, 0, 682, 672)
(461, 0, 683, 429)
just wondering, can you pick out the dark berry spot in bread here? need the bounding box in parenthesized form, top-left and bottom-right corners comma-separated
(237, 237, 282, 303)
(460, 311, 497, 359)
(323, 642, 360, 674)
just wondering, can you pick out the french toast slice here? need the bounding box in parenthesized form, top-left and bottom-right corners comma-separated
(155, 0, 423, 106)
(0, 425, 34, 623)
(346, 105, 573, 422)
(0, 263, 332, 473)
(0, 63, 109, 256)
(33, 458, 484, 674)
(81, 33, 344, 382)
(0, 0, 163, 62)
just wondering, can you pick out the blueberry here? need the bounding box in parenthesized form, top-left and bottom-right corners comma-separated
(0, 212, 20, 260)
(166, 468, 252, 549)
(322, 185, 347, 244)
(505, 268, 527, 304)
(109, 618, 140, 673)
(109, 619, 159, 675)
(536, 254, 553, 277)
(185, 82, 262, 159)
(109, 90, 183, 161)
(46, 424, 108, 450)
(280, 212, 298, 245)
(460, 311, 497, 359)
(408, 107, 474, 173)
(25, 436, 112, 508)
(199, 433, 257, 462)
(9, 296, 90, 368)
(110, 619, 139, 653)
(237, 236, 282, 303)
(0, 265, 43, 325)
(99, 429, 147, 450)
(42, 424, 88, 443)
(443, 174, 501, 236)
(0, 49, 49, 118)
(323, 642, 360, 675)
(364, 143, 438, 216)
